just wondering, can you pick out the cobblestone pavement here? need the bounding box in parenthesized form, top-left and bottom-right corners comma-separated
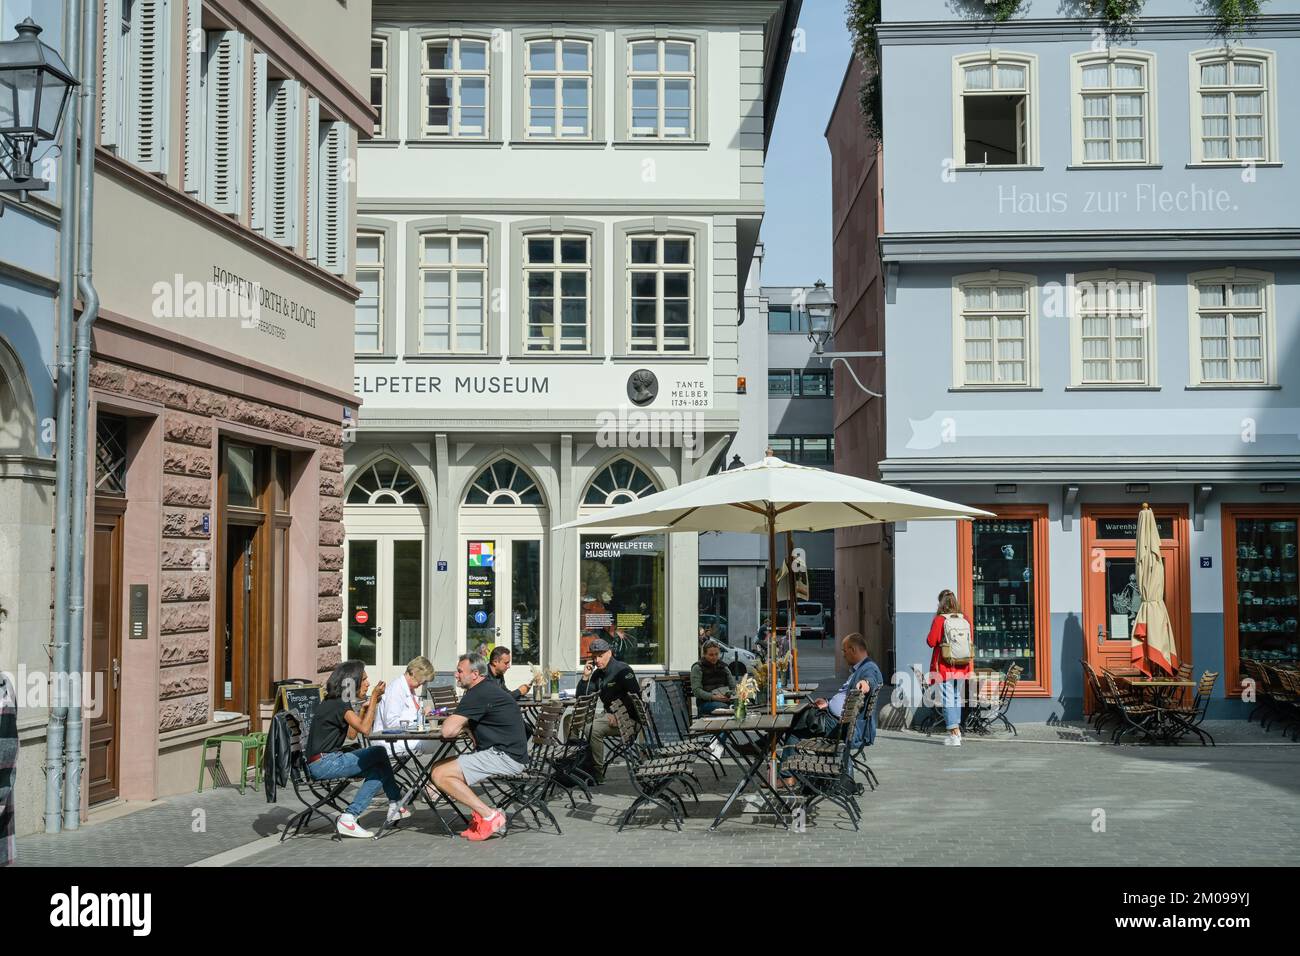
(17, 727, 1300, 867)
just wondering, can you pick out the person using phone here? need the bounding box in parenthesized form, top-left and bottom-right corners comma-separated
(305, 660, 408, 839)
(691, 641, 736, 715)
(576, 638, 642, 784)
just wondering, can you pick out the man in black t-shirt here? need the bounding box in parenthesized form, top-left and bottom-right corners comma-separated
(429, 654, 529, 841)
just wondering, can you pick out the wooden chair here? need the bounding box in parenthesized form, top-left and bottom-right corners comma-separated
(486, 701, 568, 836)
(279, 710, 354, 842)
(1165, 670, 1219, 746)
(1081, 659, 1114, 731)
(911, 663, 945, 735)
(785, 690, 867, 830)
(793, 685, 881, 791)
(609, 697, 700, 832)
(967, 664, 1022, 736)
(1102, 673, 1158, 744)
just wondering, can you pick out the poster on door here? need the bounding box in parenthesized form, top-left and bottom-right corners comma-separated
(466, 541, 497, 656)
(468, 541, 495, 568)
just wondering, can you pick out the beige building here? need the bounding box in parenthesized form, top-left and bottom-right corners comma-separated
(51, 0, 372, 815)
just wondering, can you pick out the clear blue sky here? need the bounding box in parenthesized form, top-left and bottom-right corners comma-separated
(761, 0, 855, 286)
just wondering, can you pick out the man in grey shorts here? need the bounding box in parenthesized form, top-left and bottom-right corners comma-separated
(430, 653, 529, 841)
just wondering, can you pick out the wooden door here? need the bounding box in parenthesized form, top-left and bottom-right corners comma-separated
(88, 501, 125, 805)
(217, 523, 259, 717)
(1082, 506, 1191, 712)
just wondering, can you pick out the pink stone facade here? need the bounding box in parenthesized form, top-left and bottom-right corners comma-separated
(90, 358, 345, 735)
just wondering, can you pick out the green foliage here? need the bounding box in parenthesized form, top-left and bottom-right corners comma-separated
(1213, 0, 1266, 35)
(1079, 0, 1147, 27)
(984, 0, 1027, 21)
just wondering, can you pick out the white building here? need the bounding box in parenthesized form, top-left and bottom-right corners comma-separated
(347, 0, 801, 686)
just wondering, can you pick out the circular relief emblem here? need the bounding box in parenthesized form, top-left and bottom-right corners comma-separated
(627, 369, 659, 407)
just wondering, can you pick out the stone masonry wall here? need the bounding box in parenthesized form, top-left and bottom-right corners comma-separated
(90, 359, 345, 733)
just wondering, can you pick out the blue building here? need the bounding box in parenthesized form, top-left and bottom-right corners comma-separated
(874, 0, 1300, 720)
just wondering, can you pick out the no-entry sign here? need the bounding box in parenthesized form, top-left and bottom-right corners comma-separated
(354, 609, 370, 625)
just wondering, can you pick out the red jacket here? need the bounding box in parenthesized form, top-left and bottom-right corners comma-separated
(926, 613, 974, 682)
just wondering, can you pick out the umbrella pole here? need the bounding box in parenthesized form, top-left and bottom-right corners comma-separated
(786, 530, 800, 691)
(767, 505, 778, 716)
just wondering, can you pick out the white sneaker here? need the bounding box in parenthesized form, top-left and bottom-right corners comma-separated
(336, 813, 373, 838)
(386, 804, 412, 824)
(952, 733, 962, 746)
(943, 734, 959, 746)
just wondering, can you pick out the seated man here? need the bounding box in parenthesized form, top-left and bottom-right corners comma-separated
(488, 646, 532, 700)
(575, 638, 642, 784)
(691, 641, 736, 715)
(374, 655, 437, 754)
(429, 654, 529, 842)
(781, 633, 883, 786)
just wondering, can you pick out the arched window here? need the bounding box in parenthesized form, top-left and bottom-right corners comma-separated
(583, 459, 658, 505)
(347, 458, 425, 505)
(465, 459, 542, 505)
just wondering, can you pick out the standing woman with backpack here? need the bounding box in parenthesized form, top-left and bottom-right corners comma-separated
(926, 589, 973, 746)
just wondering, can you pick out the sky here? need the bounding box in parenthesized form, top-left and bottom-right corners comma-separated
(760, 0, 856, 287)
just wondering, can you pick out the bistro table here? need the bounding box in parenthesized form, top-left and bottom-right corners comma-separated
(518, 696, 578, 738)
(367, 721, 469, 838)
(1119, 677, 1197, 743)
(689, 710, 798, 831)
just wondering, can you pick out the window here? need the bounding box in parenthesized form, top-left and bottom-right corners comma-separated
(1072, 51, 1156, 165)
(953, 271, 1037, 388)
(252, 69, 301, 248)
(95, 415, 129, 495)
(355, 232, 384, 353)
(1072, 271, 1155, 387)
(421, 37, 489, 138)
(525, 39, 592, 139)
(768, 370, 794, 396)
(627, 234, 693, 353)
(525, 234, 591, 352)
(628, 39, 695, 140)
(768, 306, 804, 333)
(1192, 49, 1276, 164)
(769, 436, 834, 468)
(308, 109, 351, 276)
(418, 233, 487, 354)
(100, 0, 171, 174)
(202, 30, 246, 216)
(584, 460, 659, 506)
(1189, 269, 1273, 386)
(465, 460, 542, 505)
(800, 369, 832, 397)
(768, 370, 833, 397)
(371, 37, 388, 137)
(581, 535, 666, 666)
(954, 52, 1036, 166)
(347, 458, 425, 505)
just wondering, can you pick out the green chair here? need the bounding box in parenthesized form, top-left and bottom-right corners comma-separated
(198, 732, 268, 795)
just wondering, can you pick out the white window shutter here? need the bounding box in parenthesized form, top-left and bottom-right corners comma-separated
(268, 79, 301, 248)
(100, 0, 124, 149)
(205, 30, 245, 216)
(250, 52, 267, 231)
(183, 0, 203, 193)
(319, 121, 348, 276)
(132, 0, 171, 173)
(304, 96, 320, 263)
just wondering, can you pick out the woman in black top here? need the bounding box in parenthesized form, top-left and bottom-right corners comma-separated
(306, 660, 407, 839)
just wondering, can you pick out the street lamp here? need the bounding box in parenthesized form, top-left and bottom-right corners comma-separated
(803, 279, 883, 399)
(0, 18, 78, 203)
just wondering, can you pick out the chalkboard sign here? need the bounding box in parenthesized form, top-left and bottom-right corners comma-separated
(275, 684, 324, 741)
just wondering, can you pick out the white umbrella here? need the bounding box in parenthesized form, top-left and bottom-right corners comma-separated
(557, 454, 993, 706)
(1131, 504, 1179, 677)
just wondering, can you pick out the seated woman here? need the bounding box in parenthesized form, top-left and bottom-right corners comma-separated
(306, 660, 409, 839)
(374, 655, 438, 752)
(691, 641, 736, 715)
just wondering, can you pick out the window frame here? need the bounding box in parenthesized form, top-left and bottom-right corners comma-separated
(512, 31, 602, 143)
(625, 233, 695, 355)
(1189, 48, 1279, 166)
(950, 270, 1039, 390)
(353, 226, 388, 356)
(1070, 49, 1159, 167)
(951, 50, 1039, 169)
(404, 216, 502, 359)
(370, 35, 388, 139)
(510, 218, 605, 357)
(766, 435, 835, 468)
(1186, 268, 1275, 388)
(1069, 269, 1158, 389)
(614, 29, 709, 146)
(408, 30, 503, 144)
(613, 218, 708, 359)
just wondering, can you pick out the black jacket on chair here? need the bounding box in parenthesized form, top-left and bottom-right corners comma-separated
(263, 710, 294, 803)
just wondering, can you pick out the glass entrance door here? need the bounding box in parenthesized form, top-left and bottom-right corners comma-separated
(346, 536, 424, 679)
(462, 537, 543, 685)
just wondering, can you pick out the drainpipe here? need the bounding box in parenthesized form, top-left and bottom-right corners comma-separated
(44, 0, 83, 835)
(63, 0, 100, 829)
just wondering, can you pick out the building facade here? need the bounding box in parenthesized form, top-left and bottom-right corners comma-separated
(698, 265, 838, 651)
(1, 0, 65, 837)
(349, 0, 799, 687)
(875, 0, 1300, 720)
(825, 54, 890, 670)
(63, 0, 371, 814)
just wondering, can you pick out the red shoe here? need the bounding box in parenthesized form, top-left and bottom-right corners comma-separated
(464, 810, 506, 842)
(459, 811, 485, 839)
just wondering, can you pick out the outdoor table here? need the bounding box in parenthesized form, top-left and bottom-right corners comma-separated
(1120, 677, 1197, 743)
(689, 711, 797, 831)
(518, 696, 578, 738)
(367, 720, 468, 837)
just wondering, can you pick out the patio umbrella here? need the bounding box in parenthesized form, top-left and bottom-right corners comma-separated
(1131, 504, 1179, 677)
(556, 453, 993, 710)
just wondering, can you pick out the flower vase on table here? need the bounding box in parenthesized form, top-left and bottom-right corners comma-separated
(735, 699, 748, 721)
(549, 670, 562, 700)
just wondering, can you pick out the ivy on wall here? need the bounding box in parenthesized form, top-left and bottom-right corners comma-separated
(845, 0, 1270, 140)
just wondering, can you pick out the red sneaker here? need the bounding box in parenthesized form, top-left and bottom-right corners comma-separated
(464, 810, 506, 842)
(459, 811, 485, 839)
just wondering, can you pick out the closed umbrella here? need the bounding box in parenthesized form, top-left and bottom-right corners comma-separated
(557, 453, 993, 709)
(1131, 504, 1179, 677)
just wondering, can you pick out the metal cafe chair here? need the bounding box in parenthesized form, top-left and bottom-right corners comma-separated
(786, 690, 867, 830)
